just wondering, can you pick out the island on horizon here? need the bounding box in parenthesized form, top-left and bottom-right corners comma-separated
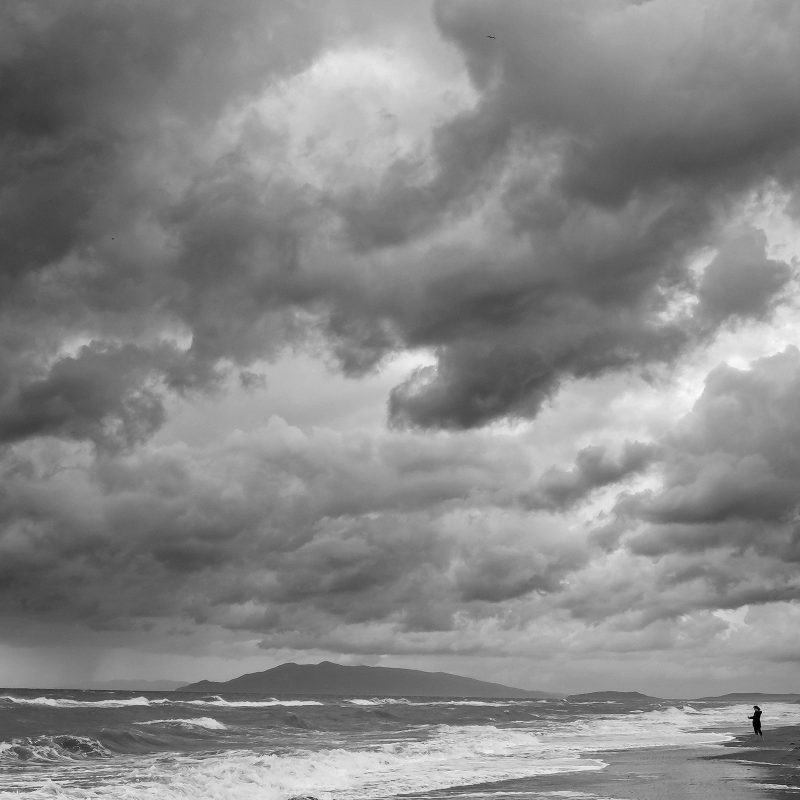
(177, 660, 555, 698)
(174, 661, 800, 702)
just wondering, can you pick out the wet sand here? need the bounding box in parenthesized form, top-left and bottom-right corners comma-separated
(708, 724, 800, 797)
(549, 724, 800, 799)
(453, 725, 800, 799)
(522, 744, 777, 799)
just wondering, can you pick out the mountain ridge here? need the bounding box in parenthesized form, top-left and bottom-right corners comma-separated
(565, 690, 664, 702)
(177, 661, 554, 698)
(692, 692, 800, 703)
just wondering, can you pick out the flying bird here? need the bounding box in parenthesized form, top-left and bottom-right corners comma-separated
(487, 35, 496, 38)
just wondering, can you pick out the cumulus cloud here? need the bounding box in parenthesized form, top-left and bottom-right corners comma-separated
(0, 420, 585, 642)
(3, 0, 800, 691)
(0, 0, 331, 452)
(0, 344, 171, 449)
(3, 0, 799, 454)
(697, 227, 793, 325)
(583, 347, 800, 628)
(374, 0, 800, 428)
(531, 441, 658, 510)
(3, 344, 800, 677)
(632, 347, 800, 531)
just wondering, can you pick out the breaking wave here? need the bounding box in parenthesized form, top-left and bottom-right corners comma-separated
(2, 697, 798, 800)
(0, 736, 111, 764)
(1, 695, 153, 708)
(133, 717, 227, 731)
(0, 694, 323, 709)
(0, 724, 607, 800)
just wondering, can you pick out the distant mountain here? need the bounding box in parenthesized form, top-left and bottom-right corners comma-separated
(692, 692, 800, 703)
(566, 690, 663, 702)
(178, 661, 552, 698)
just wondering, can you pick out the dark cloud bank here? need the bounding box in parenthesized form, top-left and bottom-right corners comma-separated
(2, 0, 800, 668)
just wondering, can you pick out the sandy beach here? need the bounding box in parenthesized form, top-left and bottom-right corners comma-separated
(709, 724, 800, 797)
(473, 724, 800, 799)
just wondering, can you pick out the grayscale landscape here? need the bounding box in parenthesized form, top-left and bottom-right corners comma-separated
(2, 2, 800, 798)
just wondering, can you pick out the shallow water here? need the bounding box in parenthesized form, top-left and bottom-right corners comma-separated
(1, 690, 797, 800)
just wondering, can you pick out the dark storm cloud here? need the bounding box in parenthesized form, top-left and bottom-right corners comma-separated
(530, 441, 658, 510)
(1, 0, 324, 289)
(376, 0, 800, 428)
(4, 0, 800, 673)
(0, 344, 170, 448)
(4, 348, 800, 657)
(388, 341, 555, 430)
(629, 347, 800, 533)
(0, 0, 331, 446)
(0, 421, 585, 642)
(566, 348, 800, 627)
(696, 227, 794, 326)
(3, 0, 799, 449)
(431, 0, 800, 206)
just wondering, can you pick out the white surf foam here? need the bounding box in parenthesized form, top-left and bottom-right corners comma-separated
(179, 697, 325, 708)
(0, 735, 112, 764)
(533, 701, 800, 752)
(133, 717, 227, 731)
(0, 694, 323, 709)
(346, 697, 518, 707)
(0, 695, 153, 708)
(0, 724, 605, 800)
(2, 701, 798, 800)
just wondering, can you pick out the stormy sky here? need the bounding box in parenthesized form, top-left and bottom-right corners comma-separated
(2, 0, 800, 697)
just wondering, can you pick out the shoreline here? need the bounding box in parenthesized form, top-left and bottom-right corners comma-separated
(519, 744, 773, 799)
(466, 726, 800, 799)
(706, 723, 800, 797)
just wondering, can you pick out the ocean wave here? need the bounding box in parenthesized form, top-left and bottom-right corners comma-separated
(346, 697, 522, 707)
(0, 724, 607, 800)
(0, 695, 153, 708)
(0, 735, 111, 764)
(0, 693, 530, 711)
(528, 702, 800, 751)
(566, 700, 622, 705)
(2, 699, 798, 800)
(180, 697, 325, 708)
(133, 717, 227, 731)
(0, 694, 323, 710)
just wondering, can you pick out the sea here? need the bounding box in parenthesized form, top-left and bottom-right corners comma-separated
(1, 689, 798, 800)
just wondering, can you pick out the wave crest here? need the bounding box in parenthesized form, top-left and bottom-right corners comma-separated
(0, 735, 111, 764)
(134, 717, 227, 731)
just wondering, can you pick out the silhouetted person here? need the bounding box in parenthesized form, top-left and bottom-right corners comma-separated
(748, 705, 762, 736)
